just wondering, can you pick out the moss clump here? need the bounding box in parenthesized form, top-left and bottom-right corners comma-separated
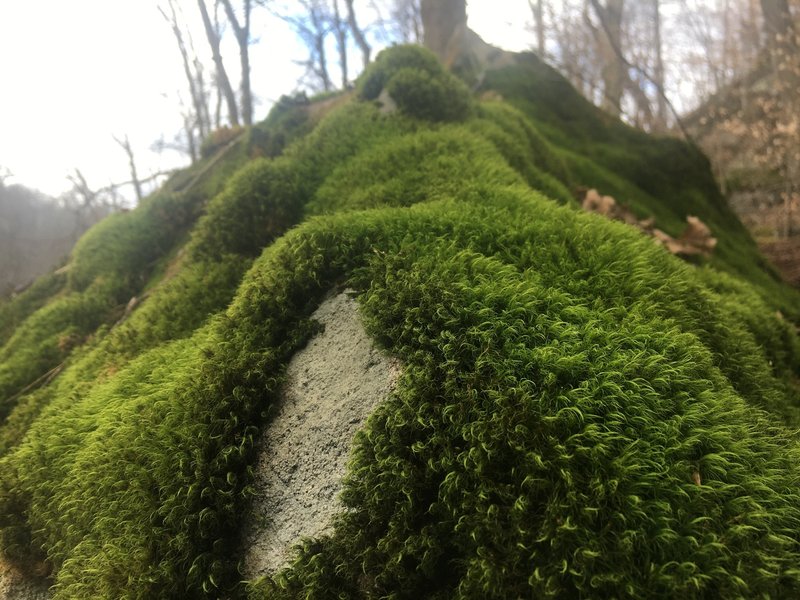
(250, 93, 312, 159)
(0, 271, 66, 347)
(360, 46, 473, 122)
(0, 44, 798, 599)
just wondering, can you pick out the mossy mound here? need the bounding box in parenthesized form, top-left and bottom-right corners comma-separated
(478, 53, 798, 316)
(0, 45, 799, 598)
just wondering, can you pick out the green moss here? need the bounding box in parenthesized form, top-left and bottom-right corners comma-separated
(0, 134, 256, 430)
(250, 93, 313, 159)
(359, 46, 473, 122)
(191, 158, 304, 261)
(385, 67, 473, 122)
(0, 271, 66, 347)
(481, 53, 800, 319)
(469, 102, 573, 204)
(0, 43, 799, 600)
(358, 45, 445, 101)
(308, 127, 523, 214)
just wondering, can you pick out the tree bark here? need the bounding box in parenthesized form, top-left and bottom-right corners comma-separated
(220, 0, 253, 126)
(760, 0, 800, 229)
(653, 0, 667, 128)
(310, 5, 332, 91)
(345, 0, 371, 69)
(112, 135, 143, 203)
(332, 0, 349, 87)
(761, 0, 795, 46)
(528, 0, 545, 56)
(589, 0, 625, 118)
(159, 1, 210, 138)
(197, 0, 240, 127)
(420, 0, 467, 64)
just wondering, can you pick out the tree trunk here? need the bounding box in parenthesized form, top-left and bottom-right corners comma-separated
(590, 0, 625, 118)
(220, 0, 253, 126)
(760, 0, 800, 220)
(653, 0, 667, 128)
(113, 135, 143, 203)
(197, 0, 240, 127)
(345, 0, 371, 69)
(310, 5, 332, 92)
(184, 114, 199, 163)
(761, 0, 794, 46)
(420, 0, 467, 64)
(160, 1, 210, 138)
(333, 0, 349, 87)
(528, 0, 545, 56)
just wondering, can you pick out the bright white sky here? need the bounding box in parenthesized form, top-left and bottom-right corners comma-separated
(0, 1, 532, 202)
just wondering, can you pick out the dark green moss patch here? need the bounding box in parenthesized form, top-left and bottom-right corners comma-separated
(360, 46, 473, 122)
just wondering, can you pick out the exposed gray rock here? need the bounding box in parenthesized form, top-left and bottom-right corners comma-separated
(240, 290, 402, 580)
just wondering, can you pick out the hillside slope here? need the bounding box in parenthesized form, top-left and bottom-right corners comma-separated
(1, 46, 799, 598)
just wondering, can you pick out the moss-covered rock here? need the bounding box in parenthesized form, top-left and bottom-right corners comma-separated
(360, 46, 473, 122)
(0, 44, 798, 599)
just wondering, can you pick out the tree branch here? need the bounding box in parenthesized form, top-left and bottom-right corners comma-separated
(588, 0, 692, 141)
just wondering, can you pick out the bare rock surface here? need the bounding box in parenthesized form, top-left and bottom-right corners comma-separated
(0, 561, 49, 600)
(240, 290, 402, 580)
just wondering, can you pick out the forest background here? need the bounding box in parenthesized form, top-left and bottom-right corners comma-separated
(1, 0, 797, 294)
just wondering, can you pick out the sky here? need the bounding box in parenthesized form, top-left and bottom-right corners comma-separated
(0, 1, 532, 203)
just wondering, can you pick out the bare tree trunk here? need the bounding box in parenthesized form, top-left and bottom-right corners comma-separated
(159, 0, 210, 138)
(67, 169, 98, 232)
(197, 0, 240, 126)
(590, 0, 625, 118)
(653, 0, 667, 128)
(761, 0, 794, 46)
(761, 0, 799, 235)
(184, 114, 199, 163)
(311, 6, 332, 91)
(420, 0, 467, 64)
(345, 0, 371, 69)
(528, 0, 545, 56)
(745, 0, 762, 65)
(220, 0, 253, 126)
(193, 57, 212, 135)
(214, 85, 222, 129)
(624, 76, 655, 129)
(332, 0, 349, 87)
(112, 134, 143, 203)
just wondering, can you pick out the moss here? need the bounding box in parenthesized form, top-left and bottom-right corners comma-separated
(0, 43, 799, 600)
(200, 126, 244, 159)
(480, 54, 800, 319)
(190, 158, 304, 261)
(469, 102, 573, 204)
(0, 133, 255, 429)
(250, 93, 312, 159)
(307, 127, 523, 214)
(385, 67, 473, 122)
(358, 45, 445, 101)
(0, 271, 66, 347)
(359, 46, 473, 122)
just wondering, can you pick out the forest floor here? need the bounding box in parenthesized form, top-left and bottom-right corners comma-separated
(731, 197, 800, 289)
(758, 237, 800, 288)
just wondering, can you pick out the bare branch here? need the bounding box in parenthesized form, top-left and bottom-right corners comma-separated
(588, 0, 692, 140)
(112, 134, 143, 203)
